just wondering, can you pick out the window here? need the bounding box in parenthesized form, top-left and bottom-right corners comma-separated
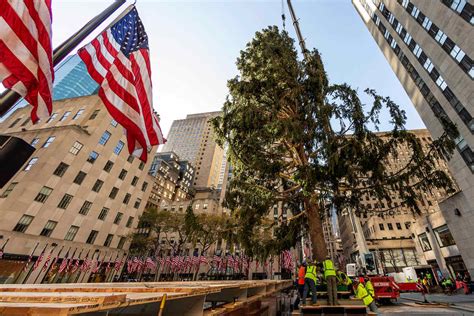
(450, 45, 465, 62)
(104, 234, 114, 247)
(86, 230, 98, 244)
(34, 186, 53, 203)
(13, 215, 34, 233)
(64, 225, 79, 241)
(419, 233, 432, 251)
(109, 187, 119, 199)
(114, 212, 123, 224)
(99, 131, 111, 145)
(69, 141, 83, 155)
(119, 169, 127, 180)
(98, 207, 109, 220)
(79, 200, 92, 215)
(87, 151, 99, 163)
(413, 44, 422, 57)
(103, 160, 114, 172)
(203, 203, 208, 210)
(46, 113, 57, 123)
(117, 236, 126, 249)
(411, 6, 420, 18)
(19, 117, 30, 126)
(57, 194, 73, 209)
(436, 76, 447, 91)
(114, 141, 124, 155)
(1, 182, 18, 198)
(423, 59, 434, 72)
(435, 30, 447, 44)
(30, 138, 40, 147)
(396, 222, 402, 230)
(73, 171, 87, 185)
(72, 109, 84, 120)
(111, 119, 118, 127)
(405, 223, 410, 229)
(434, 225, 456, 247)
(8, 118, 21, 128)
(141, 181, 148, 192)
(131, 176, 139, 186)
(24, 157, 39, 171)
(139, 161, 145, 170)
(92, 179, 104, 192)
(403, 33, 412, 44)
(53, 162, 69, 177)
(195, 203, 200, 210)
(42, 136, 55, 148)
(134, 198, 141, 209)
(395, 23, 402, 34)
(89, 109, 100, 120)
(422, 17, 432, 30)
(59, 111, 71, 121)
(387, 223, 394, 230)
(127, 155, 134, 163)
(126, 216, 134, 228)
(123, 193, 131, 204)
(40, 220, 57, 237)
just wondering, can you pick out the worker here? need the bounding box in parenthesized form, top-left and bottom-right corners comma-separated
(364, 275, 375, 298)
(322, 255, 338, 306)
(353, 278, 378, 313)
(337, 270, 353, 295)
(302, 260, 318, 305)
(426, 272, 433, 286)
(298, 262, 306, 298)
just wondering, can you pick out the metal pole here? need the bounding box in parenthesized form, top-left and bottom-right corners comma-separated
(286, 0, 309, 60)
(0, 0, 126, 118)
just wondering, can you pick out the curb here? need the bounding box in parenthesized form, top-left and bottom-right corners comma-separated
(400, 296, 474, 313)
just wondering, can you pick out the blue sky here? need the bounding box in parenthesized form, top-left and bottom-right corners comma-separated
(21, 0, 426, 134)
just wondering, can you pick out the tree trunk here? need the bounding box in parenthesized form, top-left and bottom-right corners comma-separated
(305, 198, 328, 262)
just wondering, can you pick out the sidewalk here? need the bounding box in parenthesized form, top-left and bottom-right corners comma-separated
(401, 292, 474, 312)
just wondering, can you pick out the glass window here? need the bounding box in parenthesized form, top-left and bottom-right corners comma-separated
(53, 162, 69, 177)
(13, 215, 34, 233)
(8, 118, 21, 128)
(98, 207, 109, 220)
(86, 230, 98, 244)
(46, 113, 57, 123)
(24, 157, 39, 171)
(404, 33, 412, 44)
(117, 236, 126, 249)
(79, 200, 92, 215)
(103, 160, 114, 172)
(418, 233, 432, 251)
(123, 193, 131, 204)
(396, 222, 402, 230)
(114, 141, 124, 155)
(111, 119, 118, 127)
(104, 234, 114, 247)
(59, 111, 71, 122)
(109, 187, 119, 199)
(57, 194, 73, 209)
(436, 76, 447, 91)
(87, 151, 99, 163)
(423, 59, 434, 72)
(411, 6, 420, 18)
(64, 225, 79, 241)
(30, 138, 40, 147)
(422, 17, 432, 30)
(126, 216, 134, 228)
(42, 136, 55, 148)
(435, 30, 447, 44)
(119, 169, 127, 180)
(387, 223, 394, 230)
(73, 171, 87, 185)
(134, 198, 141, 209)
(20, 118, 30, 126)
(127, 155, 134, 163)
(141, 181, 148, 192)
(92, 180, 104, 192)
(69, 141, 83, 155)
(89, 109, 100, 120)
(413, 44, 422, 57)
(72, 109, 84, 120)
(114, 212, 123, 224)
(99, 131, 111, 145)
(434, 224, 456, 247)
(34, 186, 53, 203)
(40, 220, 57, 237)
(139, 162, 145, 170)
(1, 182, 18, 198)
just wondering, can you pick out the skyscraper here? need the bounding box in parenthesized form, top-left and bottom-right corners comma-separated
(353, 0, 473, 274)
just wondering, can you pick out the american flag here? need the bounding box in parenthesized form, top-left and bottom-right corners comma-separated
(78, 6, 164, 162)
(24, 253, 33, 272)
(0, 0, 53, 123)
(58, 258, 68, 274)
(114, 255, 123, 272)
(33, 247, 46, 271)
(0, 249, 3, 260)
(145, 257, 156, 270)
(70, 257, 80, 273)
(41, 250, 53, 272)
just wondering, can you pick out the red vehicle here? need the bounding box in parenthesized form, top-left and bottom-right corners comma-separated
(370, 276, 400, 304)
(397, 281, 423, 292)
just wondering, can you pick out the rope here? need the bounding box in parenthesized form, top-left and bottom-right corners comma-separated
(281, 0, 286, 30)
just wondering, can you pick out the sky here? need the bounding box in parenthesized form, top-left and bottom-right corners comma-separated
(5, 0, 426, 135)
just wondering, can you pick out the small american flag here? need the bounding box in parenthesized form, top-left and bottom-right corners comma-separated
(33, 248, 46, 271)
(70, 257, 80, 273)
(114, 255, 123, 272)
(145, 257, 156, 270)
(58, 258, 68, 274)
(41, 251, 53, 272)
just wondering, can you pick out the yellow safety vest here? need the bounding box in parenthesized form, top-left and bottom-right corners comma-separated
(337, 272, 352, 286)
(366, 280, 375, 297)
(323, 259, 337, 278)
(355, 283, 374, 306)
(305, 264, 317, 283)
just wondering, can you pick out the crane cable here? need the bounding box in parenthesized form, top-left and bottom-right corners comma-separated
(281, 0, 286, 30)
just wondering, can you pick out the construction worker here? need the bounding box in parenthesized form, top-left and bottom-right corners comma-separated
(353, 278, 378, 313)
(302, 260, 318, 305)
(298, 262, 306, 298)
(322, 256, 338, 306)
(364, 275, 375, 298)
(337, 270, 353, 294)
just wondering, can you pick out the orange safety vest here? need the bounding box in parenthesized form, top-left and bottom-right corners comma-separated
(298, 266, 305, 285)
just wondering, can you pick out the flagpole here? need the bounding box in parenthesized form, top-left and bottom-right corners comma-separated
(23, 243, 48, 284)
(0, 0, 127, 118)
(33, 244, 58, 284)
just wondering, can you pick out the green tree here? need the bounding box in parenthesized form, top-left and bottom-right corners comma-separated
(212, 26, 457, 261)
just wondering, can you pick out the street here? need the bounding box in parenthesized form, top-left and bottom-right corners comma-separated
(378, 293, 474, 315)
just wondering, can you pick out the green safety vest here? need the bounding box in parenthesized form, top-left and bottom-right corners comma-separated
(305, 264, 317, 283)
(356, 283, 374, 306)
(366, 280, 375, 297)
(323, 259, 337, 278)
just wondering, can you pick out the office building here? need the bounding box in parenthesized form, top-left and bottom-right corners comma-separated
(0, 95, 155, 284)
(353, 0, 474, 274)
